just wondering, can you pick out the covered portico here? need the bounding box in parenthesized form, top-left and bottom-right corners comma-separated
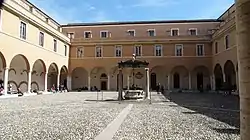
(117, 54, 149, 100)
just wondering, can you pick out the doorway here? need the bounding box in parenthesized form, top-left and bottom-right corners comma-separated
(150, 73, 157, 90)
(101, 81, 107, 90)
(173, 73, 180, 88)
(197, 73, 203, 89)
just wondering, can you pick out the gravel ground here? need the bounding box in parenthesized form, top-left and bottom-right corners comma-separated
(0, 92, 126, 140)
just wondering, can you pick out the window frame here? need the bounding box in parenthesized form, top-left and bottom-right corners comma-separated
(20, 20, 27, 40)
(67, 32, 75, 39)
(84, 31, 92, 38)
(127, 29, 136, 37)
(39, 31, 44, 47)
(134, 45, 142, 56)
(95, 46, 103, 57)
(76, 47, 84, 58)
(100, 30, 109, 38)
(175, 44, 183, 56)
(189, 28, 198, 35)
(171, 28, 179, 36)
(215, 42, 218, 54)
(64, 45, 67, 56)
(225, 35, 229, 49)
(53, 39, 57, 52)
(154, 44, 163, 56)
(196, 44, 205, 56)
(147, 29, 156, 37)
(114, 45, 122, 57)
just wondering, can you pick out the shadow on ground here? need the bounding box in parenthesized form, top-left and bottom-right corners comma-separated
(163, 92, 240, 129)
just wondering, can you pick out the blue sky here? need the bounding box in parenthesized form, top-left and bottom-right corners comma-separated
(29, 0, 234, 24)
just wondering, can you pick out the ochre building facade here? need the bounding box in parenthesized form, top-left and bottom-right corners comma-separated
(62, 5, 237, 92)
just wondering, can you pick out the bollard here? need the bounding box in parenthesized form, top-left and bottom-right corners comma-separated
(97, 91, 99, 102)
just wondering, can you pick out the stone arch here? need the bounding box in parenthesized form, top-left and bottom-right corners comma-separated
(71, 67, 88, 90)
(214, 64, 223, 90)
(0, 51, 7, 87)
(8, 54, 30, 92)
(171, 66, 189, 89)
(31, 59, 46, 91)
(90, 67, 107, 90)
(192, 66, 210, 90)
(59, 65, 68, 88)
(47, 63, 59, 89)
(150, 65, 166, 90)
(224, 60, 236, 90)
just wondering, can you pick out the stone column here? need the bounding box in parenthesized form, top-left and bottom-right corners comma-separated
(145, 68, 150, 99)
(88, 73, 91, 90)
(3, 67, 9, 95)
(236, 71, 239, 91)
(44, 72, 48, 92)
(210, 74, 215, 90)
(27, 70, 32, 93)
(235, 0, 250, 139)
(127, 76, 130, 90)
(66, 74, 71, 91)
(107, 74, 110, 91)
(188, 72, 192, 90)
(168, 73, 171, 90)
(57, 73, 60, 90)
(118, 68, 123, 101)
(223, 73, 226, 82)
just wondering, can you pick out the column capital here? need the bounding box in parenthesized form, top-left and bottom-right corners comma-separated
(145, 68, 149, 71)
(4, 67, 9, 70)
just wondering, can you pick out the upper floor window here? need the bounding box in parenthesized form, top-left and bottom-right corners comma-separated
(96, 46, 102, 57)
(148, 29, 156, 37)
(225, 35, 229, 49)
(76, 47, 84, 58)
(39, 32, 44, 46)
(127, 30, 135, 37)
(175, 44, 183, 56)
(215, 42, 218, 54)
(100, 31, 109, 38)
(189, 28, 197, 35)
(53, 39, 57, 52)
(134, 45, 142, 56)
(20, 21, 27, 39)
(84, 31, 92, 38)
(64, 45, 67, 56)
(67, 33, 74, 39)
(115, 45, 122, 57)
(196, 44, 204, 56)
(171, 29, 179, 36)
(155, 45, 162, 56)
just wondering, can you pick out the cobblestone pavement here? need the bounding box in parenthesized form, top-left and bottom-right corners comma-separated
(0, 91, 240, 140)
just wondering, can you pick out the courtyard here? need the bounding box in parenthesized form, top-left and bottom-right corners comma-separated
(0, 91, 239, 140)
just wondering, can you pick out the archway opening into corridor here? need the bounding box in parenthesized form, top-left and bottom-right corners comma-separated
(100, 73, 107, 90)
(150, 73, 157, 90)
(31, 59, 46, 91)
(71, 67, 88, 90)
(171, 66, 188, 89)
(47, 63, 58, 90)
(214, 64, 223, 90)
(91, 67, 106, 90)
(0, 51, 6, 89)
(224, 60, 236, 90)
(60, 66, 68, 89)
(9, 54, 30, 93)
(192, 66, 210, 90)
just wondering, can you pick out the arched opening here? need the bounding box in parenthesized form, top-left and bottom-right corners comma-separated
(214, 64, 223, 90)
(47, 63, 58, 90)
(60, 65, 68, 89)
(9, 54, 30, 93)
(150, 73, 157, 90)
(173, 73, 180, 89)
(31, 59, 46, 91)
(224, 60, 236, 90)
(71, 67, 88, 90)
(100, 73, 107, 90)
(0, 51, 6, 92)
(150, 65, 166, 90)
(90, 67, 106, 90)
(192, 66, 210, 90)
(171, 66, 189, 89)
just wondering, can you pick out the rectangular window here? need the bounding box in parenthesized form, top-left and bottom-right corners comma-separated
(64, 45, 67, 56)
(175, 44, 183, 56)
(196, 44, 204, 56)
(215, 42, 218, 54)
(39, 32, 44, 46)
(225, 35, 229, 49)
(171, 29, 179, 36)
(53, 39, 57, 52)
(76, 47, 84, 58)
(127, 30, 135, 36)
(134, 45, 142, 56)
(67, 33, 74, 39)
(20, 21, 27, 39)
(100, 31, 109, 38)
(148, 29, 155, 37)
(115, 45, 122, 57)
(155, 45, 162, 56)
(96, 46, 102, 57)
(189, 28, 197, 35)
(84, 31, 92, 38)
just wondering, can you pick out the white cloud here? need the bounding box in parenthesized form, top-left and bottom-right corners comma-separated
(132, 0, 179, 7)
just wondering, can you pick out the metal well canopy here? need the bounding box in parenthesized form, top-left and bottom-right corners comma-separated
(118, 59, 149, 68)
